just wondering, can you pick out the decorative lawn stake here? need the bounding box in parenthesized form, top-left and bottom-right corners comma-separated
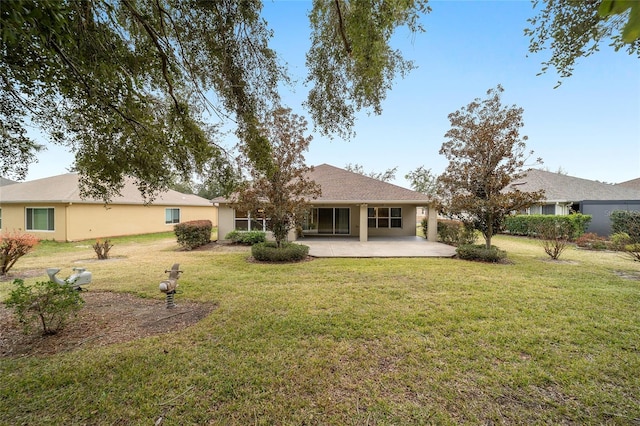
(159, 263, 182, 308)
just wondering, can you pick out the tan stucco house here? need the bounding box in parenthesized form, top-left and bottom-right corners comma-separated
(215, 164, 437, 242)
(0, 174, 217, 241)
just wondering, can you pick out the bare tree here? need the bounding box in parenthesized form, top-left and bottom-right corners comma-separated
(345, 163, 398, 182)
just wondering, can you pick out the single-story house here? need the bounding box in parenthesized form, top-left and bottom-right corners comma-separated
(0, 173, 217, 241)
(507, 169, 640, 235)
(215, 163, 437, 242)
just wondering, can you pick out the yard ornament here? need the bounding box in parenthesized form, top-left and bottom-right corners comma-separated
(47, 267, 92, 291)
(159, 263, 182, 308)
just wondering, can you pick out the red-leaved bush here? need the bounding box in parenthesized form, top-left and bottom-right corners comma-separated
(0, 231, 39, 275)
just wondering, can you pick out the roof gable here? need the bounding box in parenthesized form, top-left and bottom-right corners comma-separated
(308, 164, 430, 203)
(0, 173, 213, 206)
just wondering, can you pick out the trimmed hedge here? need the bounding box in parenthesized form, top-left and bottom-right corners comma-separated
(225, 230, 267, 245)
(610, 210, 640, 241)
(174, 220, 212, 250)
(424, 218, 477, 246)
(503, 214, 591, 240)
(251, 242, 309, 262)
(456, 244, 507, 263)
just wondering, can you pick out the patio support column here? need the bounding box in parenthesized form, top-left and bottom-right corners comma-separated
(427, 204, 437, 241)
(359, 204, 368, 242)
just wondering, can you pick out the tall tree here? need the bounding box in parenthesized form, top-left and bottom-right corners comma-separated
(438, 86, 544, 249)
(231, 108, 321, 248)
(526, 0, 640, 85)
(405, 166, 438, 196)
(345, 163, 398, 182)
(0, 0, 427, 201)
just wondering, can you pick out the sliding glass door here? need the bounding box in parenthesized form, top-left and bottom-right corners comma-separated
(303, 208, 350, 235)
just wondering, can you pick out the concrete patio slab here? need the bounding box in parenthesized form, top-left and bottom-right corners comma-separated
(300, 236, 457, 258)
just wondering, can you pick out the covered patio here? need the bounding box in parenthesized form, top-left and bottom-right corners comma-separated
(299, 236, 456, 258)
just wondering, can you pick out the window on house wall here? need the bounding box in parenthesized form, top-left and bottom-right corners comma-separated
(0, 208, 2, 229)
(235, 211, 269, 231)
(26, 207, 55, 231)
(542, 204, 555, 215)
(367, 207, 402, 228)
(165, 208, 180, 224)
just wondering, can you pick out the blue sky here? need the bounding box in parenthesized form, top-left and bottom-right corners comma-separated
(25, 0, 640, 188)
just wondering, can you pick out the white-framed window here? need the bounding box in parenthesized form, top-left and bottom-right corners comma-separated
(165, 208, 180, 224)
(26, 207, 55, 231)
(368, 207, 402, 229)
(235, 210, 269, 231)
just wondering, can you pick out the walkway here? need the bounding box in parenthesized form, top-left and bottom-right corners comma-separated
(300, 236, 457, 258)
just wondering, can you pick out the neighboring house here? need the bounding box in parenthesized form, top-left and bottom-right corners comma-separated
(508, 169, 640, 235)
(215, 163, 437, 242)
(0, 174, 217, 241)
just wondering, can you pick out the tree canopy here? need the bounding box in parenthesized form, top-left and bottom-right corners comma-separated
(2, 0, 637, 203)
(526, 0, 640, 85)
(437, 85, 544, 249)
(1, 0, 428, 201)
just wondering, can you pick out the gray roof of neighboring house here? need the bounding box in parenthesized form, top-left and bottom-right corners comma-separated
(0, 173, 213, 206)
(0, 177, 17, 186)
(508, 169, 640, 202)
(214, 164, 432, 205)
(617, 177, 640, 191)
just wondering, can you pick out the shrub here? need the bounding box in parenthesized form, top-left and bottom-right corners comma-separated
(437, 219, 477, 246)
(535, 219, 573, 260)
(174, 220, 212, 250)
(251, 242, 309, 262)
(623, 243, 640, 262)
(456, 244, 507, 263)
(610, 232, 633, 251)
(575, 233, 609, 250)
(0, 231, 39, 275)
(420, 217, 429, 239)
(504, 214, 591, 240)
(92, 239, 113, 259)
(610, 210, 640, 241)
(4, 279, 84, 335)
(225, 230, 266, 245)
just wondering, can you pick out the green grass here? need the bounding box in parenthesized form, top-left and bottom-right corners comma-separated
(1, 235, 639, 424)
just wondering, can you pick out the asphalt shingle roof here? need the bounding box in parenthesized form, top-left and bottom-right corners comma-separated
(0, 173, 213, 206)
(617, 177, 640, 191)
(308, 164, 431, 203)
(508, 169, 640, 202)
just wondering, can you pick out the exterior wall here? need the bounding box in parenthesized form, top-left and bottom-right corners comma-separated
(0, 202, 217, 241)
(217, 205, 236, 241)
(366, 205, 418, 237)
(0, 203, 68, 241)
(580, 200, 640, 236)
(218, 203, 421, 241)
(66, 204, 217, 241)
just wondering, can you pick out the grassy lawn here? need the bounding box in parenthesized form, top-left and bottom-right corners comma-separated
(1, 234, 639, 424)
